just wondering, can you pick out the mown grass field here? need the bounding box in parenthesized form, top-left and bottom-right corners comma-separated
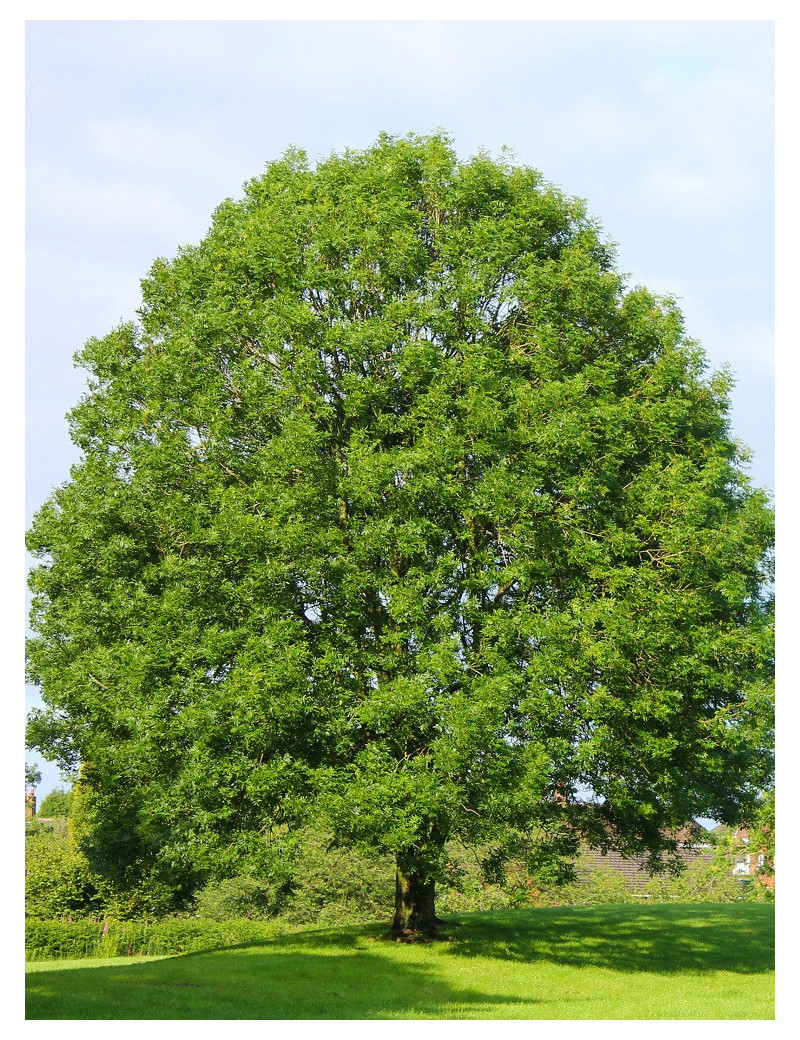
(25, 903, 774, 1020)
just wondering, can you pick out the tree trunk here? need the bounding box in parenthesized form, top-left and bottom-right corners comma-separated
(389, 849, 440, 940)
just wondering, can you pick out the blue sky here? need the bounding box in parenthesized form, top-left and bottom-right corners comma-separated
(24, 18, 776, 799)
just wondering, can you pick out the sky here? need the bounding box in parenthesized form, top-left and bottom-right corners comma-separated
(23, 16, 776, 801)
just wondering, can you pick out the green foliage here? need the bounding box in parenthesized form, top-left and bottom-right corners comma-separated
(26, 919, 109, 960)
(556, 856, 639, 906)
(26, 132, 774, 918)
(65, 777, 191, 918)
(26, 762, 42, 788)
(83, 875, 184, 920)
(194, 877, 285, 921)
(26, 810, 769, 931)
(26, 806, 182, 922)
(25, 821, 99, 919)
(440, 847, 641, 911)
(280, 826, 395, 924)
(749, 787, 776, 884)
(26, 907, 775, 1020)
(703, 802, 775, 902)
(38, 788, 74, 818)
(643, 856, 744, 904)
(25, 917, 274, 961)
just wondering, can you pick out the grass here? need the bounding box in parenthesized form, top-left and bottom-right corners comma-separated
(25, 903, 774, 1020)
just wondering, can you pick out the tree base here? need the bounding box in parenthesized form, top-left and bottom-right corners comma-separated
(434, 916, 462, 927)
(381, 926, 449, 943)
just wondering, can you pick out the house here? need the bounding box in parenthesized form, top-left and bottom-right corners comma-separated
(574, 822, 714, 893)
(713, 824, 775, 889)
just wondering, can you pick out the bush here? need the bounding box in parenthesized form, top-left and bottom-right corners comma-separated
(563, 856, 639, 906)
(66, 777, 195, 919)
(642, 857, 744, 903)
(25, 821, 99, 919)
(27, 814, 771, 940)
(434, 843, 519, 914)
(25, 917, 276, 961)
(281, 828, 395, 925)
(435, 851, 639, 912)
(25, 815, 180, 921)
(37, 788, 74, 818)
(194, 877, 285, 921)
(83, 872, 184, 920)
(25, 919, 107, 960)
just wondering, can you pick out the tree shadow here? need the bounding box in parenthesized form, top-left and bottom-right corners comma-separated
(26, 905, 774, 1019)
(435, 904, 774, 975)
(26, 945, 531, 1020)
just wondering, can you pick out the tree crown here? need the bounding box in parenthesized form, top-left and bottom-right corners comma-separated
(27, 133, 774, 896)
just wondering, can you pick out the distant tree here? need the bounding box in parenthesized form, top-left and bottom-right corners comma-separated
(25, 819, 98, 919)
(751, 788, 775, 881)
(38, 788, 74, 818)
(25, 763, 42, 789)
(27, 133, 774, 938)
(727, 786, 775, 892)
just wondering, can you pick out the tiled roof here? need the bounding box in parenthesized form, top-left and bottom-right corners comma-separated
(576, 845, 714, 891)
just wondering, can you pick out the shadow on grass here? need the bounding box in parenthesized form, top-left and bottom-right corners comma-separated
(432, 903, 775, 975)
(170, 903, 774, 978)
(26, 945, 530, 1020)
(26, 904, 775, 1019)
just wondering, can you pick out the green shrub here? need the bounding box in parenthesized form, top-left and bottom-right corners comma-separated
(84, 872, 183, 920)
(641, 847, 774, 904)
(37, 788, 74, 818)
(194, 876, 285, 921)
(281, 828, 395, 925)
(25, 919, 106, 960)
(643, 857, 743, 903)
(435, 844, 518, 914)
(437, 879, 515, 914)
(27, 815, 770, 939)
(566, 856, 639, 905)
(66, 777, 195, 919)
(25, 917, 276, 961)
(25, 816, 180, 921)
(437, 851, 639, 911)
(25, 821, 99, 919)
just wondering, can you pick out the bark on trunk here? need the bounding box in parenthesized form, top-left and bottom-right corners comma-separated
(389, 850, 440, 940)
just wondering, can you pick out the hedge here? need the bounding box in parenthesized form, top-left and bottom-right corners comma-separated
(25, 917, 278, 962)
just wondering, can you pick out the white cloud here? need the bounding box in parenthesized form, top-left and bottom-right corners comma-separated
(641, 67, 771, 216)
(728, 323, 775, 373)
(27, 167, 197, 242)
(643, 160, 751, 213)
(77, 20, 482, 103)
(87, 117, 209, 171)
(567, 100, 642, 148)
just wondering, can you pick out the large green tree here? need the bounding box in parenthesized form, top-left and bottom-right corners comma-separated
(27, 133, 773, 937)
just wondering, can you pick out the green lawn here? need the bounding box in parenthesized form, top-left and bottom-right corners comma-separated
(25, 903, 774, 1020)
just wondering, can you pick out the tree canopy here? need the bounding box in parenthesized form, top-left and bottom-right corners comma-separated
(27, 133, 774, 936)
(37, 788, 74, 819)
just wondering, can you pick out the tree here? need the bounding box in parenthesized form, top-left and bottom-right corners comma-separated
(26, 133, 774, 938)
(37, 787, 74, 818)
(25, 817, 99, 920)
(25, 762, 42, 819)
(716, 785, 775, 895)
(750, 787, 776, 885)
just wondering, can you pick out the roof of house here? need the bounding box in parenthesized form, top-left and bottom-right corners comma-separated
(577, 844, 714, 890)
